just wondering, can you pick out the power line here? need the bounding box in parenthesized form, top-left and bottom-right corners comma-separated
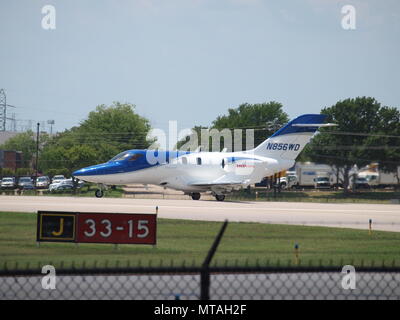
(10, 104, 87, 119)
(312, 153, 399, 165)
(320, 131, 400, 139)
(311, 146, 400, 150)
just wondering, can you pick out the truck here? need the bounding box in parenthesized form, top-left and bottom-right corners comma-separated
(276, 175, 298, 189)
(256, 164, 335, 190)
(293, 162, 334, 189)
(357, 164, 400, 188)
(254, 171, 297, 189)
(255, 162, 368, 190)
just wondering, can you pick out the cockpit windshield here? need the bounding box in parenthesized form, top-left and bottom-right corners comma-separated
(109, 151, 143, 162)
(109, 151, 131, 162)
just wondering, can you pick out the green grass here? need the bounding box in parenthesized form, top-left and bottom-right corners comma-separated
(1, 211, 400, 270)
(228, 189, 400, 204)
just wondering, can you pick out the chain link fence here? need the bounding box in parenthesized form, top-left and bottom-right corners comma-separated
(1, 265, 399, 300)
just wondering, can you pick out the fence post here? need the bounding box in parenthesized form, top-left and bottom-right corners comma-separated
(200, 220, 229, 300)
(200, 268, 210, 300)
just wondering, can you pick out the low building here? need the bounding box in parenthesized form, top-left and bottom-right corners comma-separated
(0, 150, 23, 171)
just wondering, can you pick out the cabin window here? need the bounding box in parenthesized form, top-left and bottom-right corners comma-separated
(197, 157, 202, 165)
(221, 159, 225, 168)
(182, 157, 187, 165)
(129, 153, 143, 161)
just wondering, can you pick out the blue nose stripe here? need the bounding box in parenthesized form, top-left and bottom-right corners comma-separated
(73, 160, 160, 177)
(73, 163, 124, 176)
(72, 169, 85, 176)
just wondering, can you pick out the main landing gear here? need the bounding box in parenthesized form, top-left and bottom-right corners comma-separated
(191, 192, 201, 200)
(190, 192, 225, 201)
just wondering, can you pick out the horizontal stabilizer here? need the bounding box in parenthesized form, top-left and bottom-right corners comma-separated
(292, 123, 337, 127)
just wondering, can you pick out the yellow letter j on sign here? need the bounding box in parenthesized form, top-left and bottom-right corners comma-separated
(37, 211, 77, 243)
(52, 218, 64, 236)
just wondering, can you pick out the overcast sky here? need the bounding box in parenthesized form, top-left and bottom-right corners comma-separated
(0, 0, 399, 133)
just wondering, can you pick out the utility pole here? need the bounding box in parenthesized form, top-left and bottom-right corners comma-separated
(47, 120, 55, 135)
(35, 122, 40, 180)
(11, 113, 16, 131)
(0, 89, 16, 131)
(0, 89, 5, 131)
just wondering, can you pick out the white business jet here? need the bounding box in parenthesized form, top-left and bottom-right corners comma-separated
(73, 114, 332, 201)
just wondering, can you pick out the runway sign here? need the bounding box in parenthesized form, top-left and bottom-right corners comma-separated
(76, 213, 157, 244)
(36, 211, 157, 245)
(37, 211, 77, 242)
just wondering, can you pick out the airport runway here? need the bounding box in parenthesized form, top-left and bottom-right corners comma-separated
(1, 195, 400, 232)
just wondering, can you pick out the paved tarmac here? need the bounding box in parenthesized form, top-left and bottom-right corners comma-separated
(1, 195, 400, 232)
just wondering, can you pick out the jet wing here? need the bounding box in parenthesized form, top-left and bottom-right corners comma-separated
(189, 175, 250, 187)
(189, 181, 244, 187)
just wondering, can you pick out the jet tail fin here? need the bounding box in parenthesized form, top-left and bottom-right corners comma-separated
(251, 114, 329, 160)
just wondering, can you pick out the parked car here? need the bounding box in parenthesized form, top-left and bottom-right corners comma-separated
(49, 179, 74, 192)
(36, 176, 50, 189)
(1, 177, 17, 190)
(51, 175, 66, 184)
(17, 177, 35, 190)
(76, 179, 85, 189)
(67, 178, 85, 189)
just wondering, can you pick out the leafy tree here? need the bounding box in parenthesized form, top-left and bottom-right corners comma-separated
(176, 125, 208, 151)
(15, 168, 34, 176)
(0, 168, 15, 177)
(178, 102, 289, 151)
(212, 102, 289, 150)
(64, 145, 100, 172)
(363, 106, 400, 185)
(78, 102, 153, 152)
(40, 102, 153, 174)
(305, 97, 400, 191)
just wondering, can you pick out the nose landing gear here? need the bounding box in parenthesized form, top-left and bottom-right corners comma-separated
(95, 189, 104, 198)
(215, 194, 225, 201)
(95, 184, 107, 198)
